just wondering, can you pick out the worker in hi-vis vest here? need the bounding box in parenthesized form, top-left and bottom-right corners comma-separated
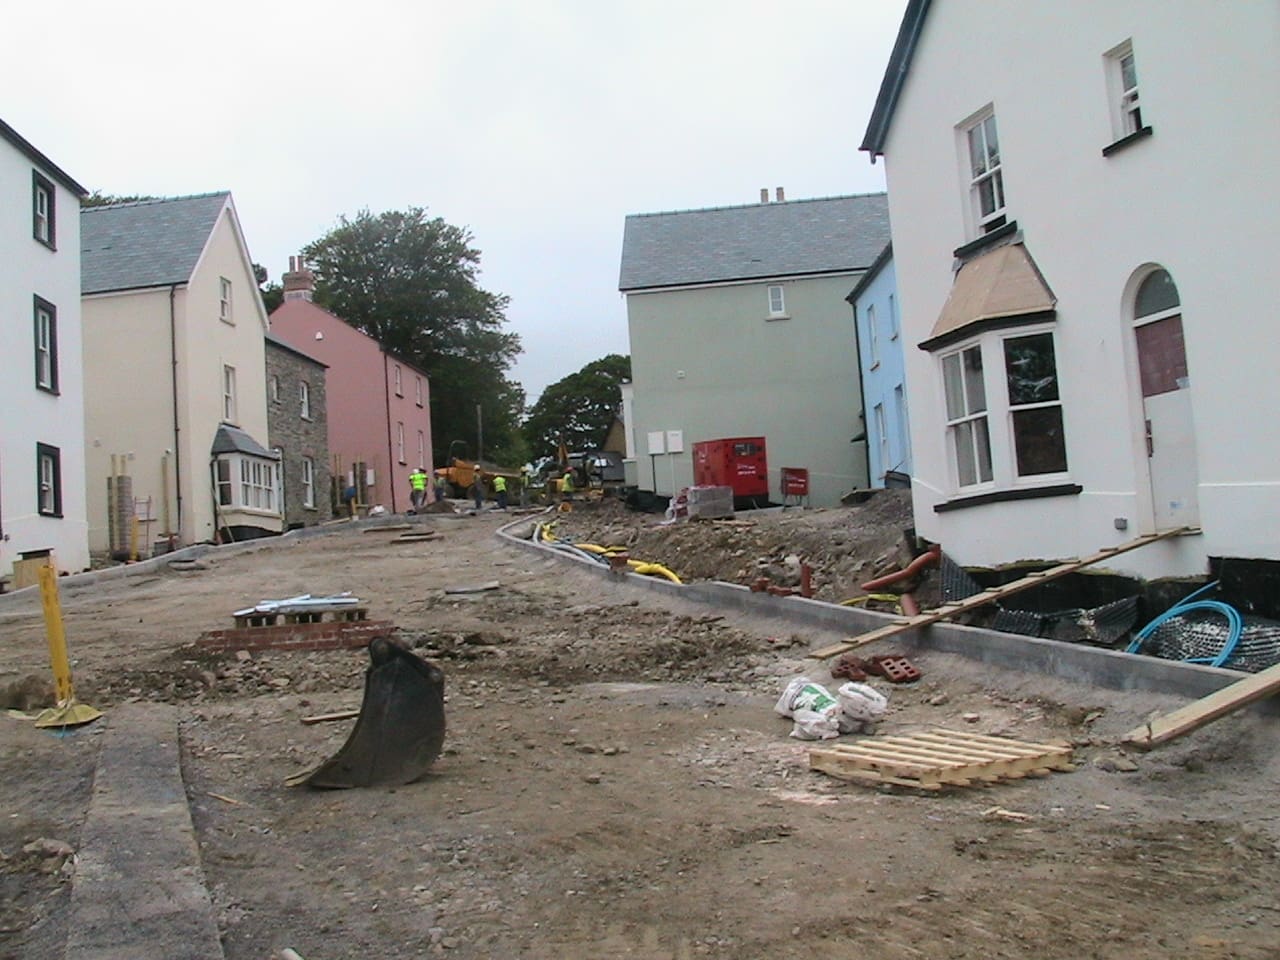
(493, 474, 508, 510)
(409, 467, 428, 513)
(560, 470, 575, 501)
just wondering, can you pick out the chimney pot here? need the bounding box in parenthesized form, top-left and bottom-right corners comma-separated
(282, 253, 316, 303)
(776, 187, 785, 202)
(760, 188, 769, 203)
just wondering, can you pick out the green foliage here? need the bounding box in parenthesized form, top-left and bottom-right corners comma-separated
(302, 208, 524, 464)
(82, 191, 159, 207)
(522, 354, 631, 458)
(253, 263, 284, 314)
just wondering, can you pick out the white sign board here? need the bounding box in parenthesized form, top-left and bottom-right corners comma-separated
(646, 431, 666, 455)
(666, 430, 685, 454)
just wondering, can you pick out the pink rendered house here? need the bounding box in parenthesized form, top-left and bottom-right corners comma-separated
(269, 258, 432, 514)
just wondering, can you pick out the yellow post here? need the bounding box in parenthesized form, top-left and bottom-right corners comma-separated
(34, 561, 101, 728)
(38, 563, 73, 704)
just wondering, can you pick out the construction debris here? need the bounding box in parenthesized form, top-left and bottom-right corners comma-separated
(444, 581, 500, 595)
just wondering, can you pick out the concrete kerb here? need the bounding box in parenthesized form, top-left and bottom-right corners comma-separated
(0, 511, 451, 608)
(495, 515, 1278, 713)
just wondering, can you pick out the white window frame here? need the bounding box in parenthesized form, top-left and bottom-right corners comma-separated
(37, 443, 61, 517)
(33, 175, 54, 247)
(397, 422, 406, 464)
(300, 380, 311, 420)
(222, 364, 237, 422)
(269, 375, 281, 403)
(417, 430, 426, 468)
(302, 456, 315, 508)
(415, 376, 423, 407)
(867, 303, 881, 368)
(894, 383, 909, 470)
(962, 109, 1006, 236)
(938, 325, 1070, 494)
(1002, 330, 1070, 480)
(1105, 41, 1144, 139)
(234, 455, 278, 512)
(34, 298, 57, 392)
(941, 343, 993, 490)
(767, 285, 787, 319)
(219, 277, 233, 324)
(394, 365, 403, 396)
(874, 402, 889, 482)
(888, 293, 900, 341)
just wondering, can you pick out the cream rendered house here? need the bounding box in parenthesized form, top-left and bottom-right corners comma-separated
(81, 193, 281, 554)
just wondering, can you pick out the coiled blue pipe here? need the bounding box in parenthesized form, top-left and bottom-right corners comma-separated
(1126, 581, 1244, 668)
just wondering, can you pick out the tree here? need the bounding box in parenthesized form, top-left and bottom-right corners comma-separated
(302, 208, 524, 464)
(522, 354, 631, 458)
(82, 191, 159, 207)
(253, 263, 284, 314)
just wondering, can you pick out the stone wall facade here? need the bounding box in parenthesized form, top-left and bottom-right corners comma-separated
(265, 339, 331, 528)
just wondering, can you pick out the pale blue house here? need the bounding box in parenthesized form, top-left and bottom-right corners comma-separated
(848, 244, 911, 486)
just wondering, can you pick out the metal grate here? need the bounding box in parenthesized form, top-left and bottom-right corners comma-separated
(1139, 612, 1280, 674)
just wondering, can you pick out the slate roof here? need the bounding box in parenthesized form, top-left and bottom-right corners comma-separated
(81, 192, 229, 295)
(618, 193, 891, 292)
(265, 332, 327, 368)
(211, 423, 277, 459)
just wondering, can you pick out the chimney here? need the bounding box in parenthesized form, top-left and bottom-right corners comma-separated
(282, 255, 315, 302)
(760, 188, 769, 203)
(775, 186, 785, 202)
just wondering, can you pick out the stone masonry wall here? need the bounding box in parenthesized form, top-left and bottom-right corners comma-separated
(265, 341, 332, 528)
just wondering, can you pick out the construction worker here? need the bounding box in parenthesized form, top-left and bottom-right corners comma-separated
(472, 470, 485, 511)
(493, 474, 508, 510)
(560, 470, 575, 502)
(519, 465, 531, 506)
(408, 466, 428, 513)
(434, 473, 447, 503)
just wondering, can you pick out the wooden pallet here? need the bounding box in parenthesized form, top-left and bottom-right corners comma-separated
(809, 528, 1189, 660)
(809, 728, 1074, 790)
(233, 605, 369, 629)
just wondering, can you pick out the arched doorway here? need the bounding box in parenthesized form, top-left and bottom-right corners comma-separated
(1133, 268, 1199, 529)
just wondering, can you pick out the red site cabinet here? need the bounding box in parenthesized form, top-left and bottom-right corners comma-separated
(692, 437, 768, 500)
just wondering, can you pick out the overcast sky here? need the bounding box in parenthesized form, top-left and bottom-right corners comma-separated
(5, 0, 905, 404)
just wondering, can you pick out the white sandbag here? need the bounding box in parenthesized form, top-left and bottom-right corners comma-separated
(776, 677, 843, 740)
(790, 707, 841, 740)
(837, 682, 889, 724)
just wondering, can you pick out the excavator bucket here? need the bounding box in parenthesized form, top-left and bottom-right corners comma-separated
(290, 638, 446, 789)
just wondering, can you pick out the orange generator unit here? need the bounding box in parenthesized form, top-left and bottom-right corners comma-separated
(692, 437, 769, 502)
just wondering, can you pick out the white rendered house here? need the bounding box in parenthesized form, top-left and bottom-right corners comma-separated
(861, 0, 1280, 579)
(0, 118, 90, 577)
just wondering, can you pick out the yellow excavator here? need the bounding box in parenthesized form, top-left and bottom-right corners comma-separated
(434, 440, 521, 498)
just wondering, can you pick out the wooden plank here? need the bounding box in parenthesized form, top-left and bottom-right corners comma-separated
(810, 529, 1186, 659)
(1122, 660, 1280, 749)
(300, 709, 360, 725)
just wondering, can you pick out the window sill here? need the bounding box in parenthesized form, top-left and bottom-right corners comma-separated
(765, 314, 790, 322)
(38, 511, 63, 519)
(869, 361, 881, 371)
(34, 236, 56, 252)
(220, 318, 235, 326)
(953, 220, 1019, 262)
(1102, 126, 1153, 158)
(415, 402, 424, 409)
(934, 482, 1082, 513)
(36, 384, 60, 396)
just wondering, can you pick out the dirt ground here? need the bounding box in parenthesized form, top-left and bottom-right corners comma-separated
(2, 498, 1280, 959)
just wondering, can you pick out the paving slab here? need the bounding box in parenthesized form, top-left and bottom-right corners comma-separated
(65, 703, 224, 960)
